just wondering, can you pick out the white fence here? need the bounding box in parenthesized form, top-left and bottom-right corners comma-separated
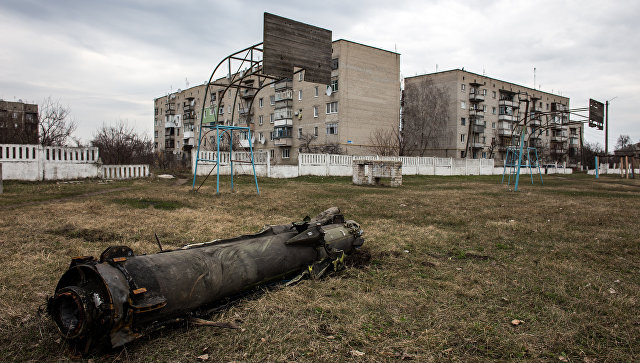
(0, 144, 149, 181)
(194, 151, 573, 178)
(587, 164, 639, 176)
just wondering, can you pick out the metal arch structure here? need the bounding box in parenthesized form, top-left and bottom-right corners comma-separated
(191, 13, 333, 194)
(501, 92, 593, 191)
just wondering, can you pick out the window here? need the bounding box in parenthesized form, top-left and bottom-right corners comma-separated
(331, 58, 339, 70)
(314, 126, 318, 136)
(492, 122, 496, 128)
(259, 132, 264, 142)
(326, 123, 338, 135)
(546, 103, 549, 110)
(492, 91, 496, 99)
(461, 134, 465, 142)
(314, 86, 319, 97)
(482, 152, 486, 158)
(270, 131, 274, 140)
(259, 115, 263, 125)
(270, 95, 275, 105)
(482, 105, 487, 112)
(270, 113, 274, 123)
(298, 72, 303, 81)
(154, 131, 158, 138)
(482, 89, 487, 95)
(461, 117, 466, 126)
(259, 98, 263, 108)
(313, 106, 318, 117)
(330, 79, 339, 92)
(12, 112, 17, 119)
(461, 151, 465, 158)
(270, 149, 275, 159)
(298, 127, 303, 138)
(326, 101, 338, 114)
(298, 90, 302, 101)
(461, 101, 466, 109)
(282, 148, 290, 158)
(492, 107, 496, 114)
(219, 106, 224, 115)
(461, 84, 466, 91)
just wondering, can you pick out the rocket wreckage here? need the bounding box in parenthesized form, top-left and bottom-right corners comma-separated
(47, 208, 364, 352)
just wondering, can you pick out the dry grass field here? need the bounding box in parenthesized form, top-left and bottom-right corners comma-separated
(0, 173, 638, 362)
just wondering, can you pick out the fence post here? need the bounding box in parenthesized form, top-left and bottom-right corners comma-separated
(449, 157, 453, 175)
(0, 163, 3, 194)
(325, 154, 330, 176)
(267, 151, 271, 178)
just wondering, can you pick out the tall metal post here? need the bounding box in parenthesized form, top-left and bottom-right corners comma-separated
(605, 101, 609, 156)
(595, 156, 599, 179)
(230, 131, 234, 191)
(514, 99, 529, 191)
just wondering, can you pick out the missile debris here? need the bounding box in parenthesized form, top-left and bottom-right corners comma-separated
(47, 207, 364, 353)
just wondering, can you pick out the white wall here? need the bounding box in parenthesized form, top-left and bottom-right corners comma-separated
(0, 144, 149, 181)
(193, 151, 573, 179)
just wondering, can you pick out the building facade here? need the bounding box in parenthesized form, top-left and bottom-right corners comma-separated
(404, 70, 582, 163)
(0, 100, 39, 144)
(153, 40, 401, 164)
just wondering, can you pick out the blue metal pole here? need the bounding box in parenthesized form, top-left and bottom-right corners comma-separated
(514, 129, 525, 191)
(248, 129, 260, 195)
(230, 130, 234, 191)
(216, 126, 220, 194)
(535, 148, 543, 185)
(528, 148, 534, 184)
(595, 156, 599, 179)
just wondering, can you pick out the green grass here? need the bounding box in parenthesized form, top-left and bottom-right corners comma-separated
(0, 173, 638, 362)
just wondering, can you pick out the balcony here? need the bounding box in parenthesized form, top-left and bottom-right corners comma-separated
(274, 138, 292, 146)
(469, 109, 484, 117)
(470, 141, 484, 148)
(165, 104, 176, 115)
(274, 119, 293, 127)
(239, 107, 251, 115)
(498, 114, 516, 122)
(497, 128, 512, 136)
(551, 135, 565, 142)
(183, 110, 195, 120)
(499, 99, 519, 108)
(239, 139, 251, 148)
(275, 89, 293, 101)
(183, 131, 194, 139)
(165, 121, 178, 128)
(529, 118, 541, 127)
(275, 80, 293, 91)
(241, 89, 256, 99)
(550, 147, 567, 154)
(472, 124, 485, 134)
(275, 99, 293, 108)
(469, 93, 484, 102)
(274, 108, 293, 120)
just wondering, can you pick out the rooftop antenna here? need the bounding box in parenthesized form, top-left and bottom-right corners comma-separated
(483, 65, 485, 76)
(436, 64, 438, 72)
(185, 77, 190, 88)
(533, 67, 536, 89)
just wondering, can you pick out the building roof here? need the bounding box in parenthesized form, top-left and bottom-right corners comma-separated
(405, 68, 568, 100)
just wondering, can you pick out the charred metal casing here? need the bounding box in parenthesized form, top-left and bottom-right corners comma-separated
(47, 208, 363, 352)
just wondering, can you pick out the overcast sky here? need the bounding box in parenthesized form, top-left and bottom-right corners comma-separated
(1, 0, 637, 149)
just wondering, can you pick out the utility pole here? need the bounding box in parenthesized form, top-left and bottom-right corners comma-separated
(605, 100, 609, 156)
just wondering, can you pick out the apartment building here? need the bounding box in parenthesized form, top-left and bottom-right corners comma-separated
(153, 39, 401, 163)
(404, 70, 582, 162)
(0, 100, 39, 144)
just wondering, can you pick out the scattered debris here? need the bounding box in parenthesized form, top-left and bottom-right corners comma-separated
(157, 174, 175, 179)
(197, 354, 209, 361)
(511, 319, 523, 326)
(350, 349, 365, 357)
(190, 318, 239, 329)
(608, 288, 616, 294)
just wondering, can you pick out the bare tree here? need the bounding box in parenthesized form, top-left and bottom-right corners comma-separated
(368, 127, 401, 156)
(299, 132, 317, 153)
(91, 121, 153, 164)
(615, 134, 633, 151)
(314, 142, 344, 155)
(402, 79, 452, 156)
(39, 97, 77, 146)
